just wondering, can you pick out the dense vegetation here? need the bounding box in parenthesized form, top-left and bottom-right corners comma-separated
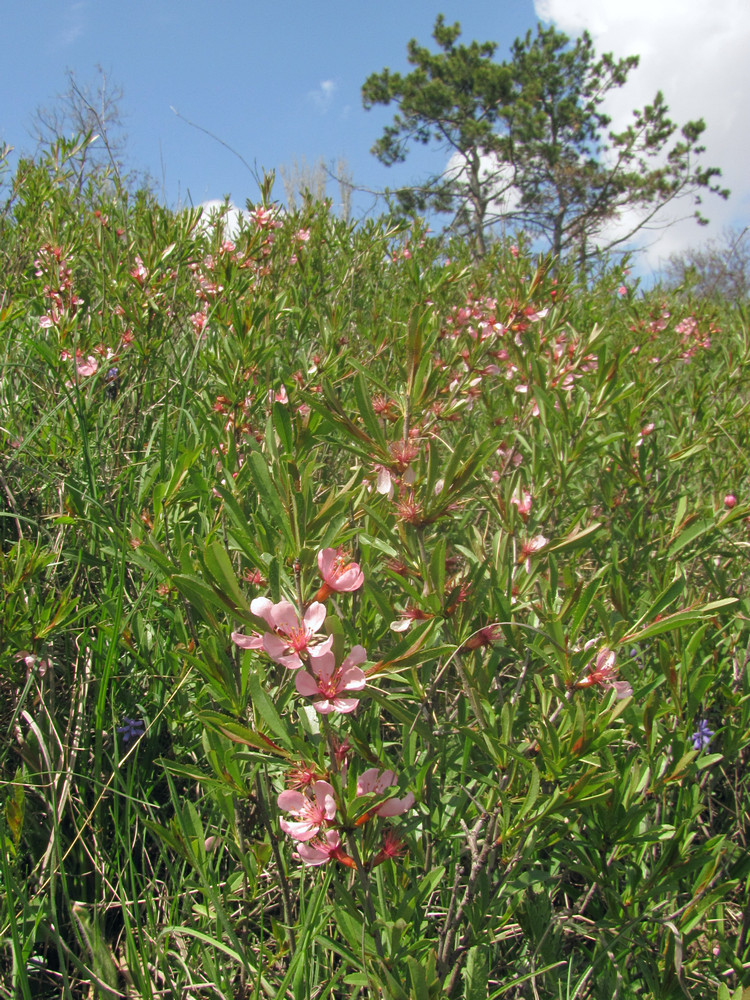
(1, 140, 750, 1000)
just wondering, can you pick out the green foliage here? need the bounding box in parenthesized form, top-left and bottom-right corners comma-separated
(0, 141, 749, 999)
(363, 18, 728, 264)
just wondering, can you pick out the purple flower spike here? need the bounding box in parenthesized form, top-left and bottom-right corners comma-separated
(691, 719, 714, 751)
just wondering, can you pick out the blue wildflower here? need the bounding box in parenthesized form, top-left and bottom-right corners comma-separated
(117, 717, 145, 746)
(691, 719, 714, 751)
(105, 367, 120, 400)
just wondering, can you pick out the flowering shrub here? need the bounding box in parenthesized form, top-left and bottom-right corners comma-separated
(1, 141, 749, 999)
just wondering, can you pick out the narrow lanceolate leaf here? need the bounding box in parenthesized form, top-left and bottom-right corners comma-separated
(565, 577, 601, 641)
(623, 598, 737, 642)
(545, 520, 602, 553)
(352, 372, 388, 450)
(202, 539, 252, 612)
(245, 449, 297, 550)
(197, 710, 291, 758)
(631, 576, 686, 632)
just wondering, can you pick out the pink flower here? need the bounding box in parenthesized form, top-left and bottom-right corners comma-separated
(725, 494, 737, 509)
(635, 422, 655, 447)
(297, 829, 355, 867)
(190, 310, 208, 336)
(389, 439, 419, 470)
(510, 488, 532, 520)
(285, 760, 323, 791)
(295, 645, 367, 714)
(462, 623, 503, 650)
(315, 548, 364, 601)
(356, 769, 415, 817)
(130, 255, 148, 284)
(576, 648, 632, 699)
(75, 355, 99, 378)
(519, 534, 548, 572)
(247, 597, 333, 669)
(251, 205, 279, 228)
(374, 465, 394, 498)
(277, 780, 336, 841)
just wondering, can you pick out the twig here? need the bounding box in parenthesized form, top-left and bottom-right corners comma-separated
(170, 106, 262, 189)
(0, 467, 23, 540)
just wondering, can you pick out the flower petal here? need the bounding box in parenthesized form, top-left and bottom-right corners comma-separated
(250, 597, 274, 626)
(390, 618, 412, 632)
(356, 768, 381, 795)
(329, 697, 359, 714)
(342, 645, 367, 669)
(376, 791, 415, 817)
(277, 790, 305, 813)
(296, 842, 331, 864)
(297, 829, 341, 865)
(295, 671, 319, 697)
(308, 649, 335, 679)
(231, 630, 264, 649)
(312, 781, 337, 818)
(269, 600, 299, 631)
(279, 818, 318, 841)
(317, 548, 335, 577)
(339, 666, 366, 692)
(303, 601, 327, 631)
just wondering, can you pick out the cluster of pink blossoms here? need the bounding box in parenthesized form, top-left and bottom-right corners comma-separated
(36, 243, 84, 330)
(232, 546, 415, 866)
(277, 769, 414, 867)
(231, 550, 366, 704)
(232, 548, 370, 714)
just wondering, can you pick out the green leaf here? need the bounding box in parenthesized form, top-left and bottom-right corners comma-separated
(667, 517, 716, 557)
(272, 399, 294, 454)
(624, 598, 737, 643)
(462, 945, 489, 1000)
(633, 576, 685, 630)
(518, 765, 540, 821)
(246, 450, 296, 550)
(197, 710, 290, 758)
(5, 771, 24, 847)
(170, 573, 228, 626)
(565, 577, 601, 641)
(247, 670, 292, 745)
(161, 439, 203, 508)
(202, 540, 252, 613)
(546, 520, 602, 553)
(352, 373, 388, 450)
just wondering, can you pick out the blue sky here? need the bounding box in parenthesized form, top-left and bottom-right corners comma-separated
(1, 1, 532, 209)
(2, 0, 747, 272)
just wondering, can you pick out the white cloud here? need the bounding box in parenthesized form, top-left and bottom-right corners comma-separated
(533, 0, 750, 270)
(198, 200, 251, 240)
(308, 79, 336, 114)
(445, 151, 520, 228)
(58, 1, 86, 47)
